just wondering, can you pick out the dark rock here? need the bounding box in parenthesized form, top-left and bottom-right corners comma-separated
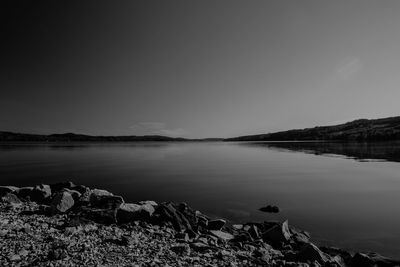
(197, 215, 208, 228)
(71, 184, 90, 194)
(247, 224, 261, 240)
(0, 186, 19, 197)
(91, 195, 124, 210)
(175, 232, 189, 242)
(16, 187, 34, 200)
(30, 184, 52, 203)
(89, 189, 114, 206)
(155, 202, 192, 232)
(259, 205, 280, 213)
(190, 242, 210, 252)
(51, 191, 75, 213)
(320, 247, 352, 264)
(82, 207, 118, 225)
(16, 184, 51, 203)
(291, 228, 310, 244)
(350, 252, 400, 267)
(170, 244, 190, 255)
(49, 181, 75, 192)
(116, 203, 155, 223)
(262, 220, 291, 246)
(296, 243, 331, 264)
(48, 249, 67, 260)
(208, 219, 226, 231)
(1, 193, 21, 204)
(232, 232, 253, 243)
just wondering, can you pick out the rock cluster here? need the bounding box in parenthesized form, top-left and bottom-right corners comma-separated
(1, 182, 399, 267)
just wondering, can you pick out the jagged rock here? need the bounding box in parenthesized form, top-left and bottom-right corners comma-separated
(247, 224, 261, 240)
(156, 203, 192, 232)
(170, 244, 191, 255)
(116, 203, 155, 223)
(51, 191, 74, 213)
(350, 252, 400, 267)
(208, 219, 226, 230)
(262, 220, 291, 245)
(209, 230, 234, 241)
(290, 227, 311, 245)
(296, 243, 331, 264)
(259, 205, 280, 213)
(0, 186, 19, 197)
(49, 181, 75, 192)
(321, 247, 352, 264)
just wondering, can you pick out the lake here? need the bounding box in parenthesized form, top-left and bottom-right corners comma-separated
(1, 141, 399, 258)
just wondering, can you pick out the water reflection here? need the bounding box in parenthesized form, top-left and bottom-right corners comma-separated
(241, 141, 400, 162)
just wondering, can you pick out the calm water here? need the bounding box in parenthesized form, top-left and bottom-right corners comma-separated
(1, 141, 400, 258)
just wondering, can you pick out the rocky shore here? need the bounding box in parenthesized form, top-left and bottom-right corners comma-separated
(0, 182, 399, 267)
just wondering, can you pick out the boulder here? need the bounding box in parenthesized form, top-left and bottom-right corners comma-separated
(89, 189, 114, 205)
(208, 219, 226, 231)
(16, 185, 51, 203)
(116, 203, 155, 223)
(259, 205, 280, 213)
(262, 220, 291, 246)
(0, 186, 19, 197)
(155, 202, 192, 232)
(296, 243, 331, 264)
(51, 191, 75, 213)
(1, 193, 22, 204)
(209, 230, 234, 242)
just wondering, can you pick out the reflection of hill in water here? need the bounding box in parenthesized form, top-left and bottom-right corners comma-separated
(246, 142, 400, 163)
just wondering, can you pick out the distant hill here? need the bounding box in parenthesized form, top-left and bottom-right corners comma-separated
(0, 132, 222, 142)
(225, 116, 400, 141)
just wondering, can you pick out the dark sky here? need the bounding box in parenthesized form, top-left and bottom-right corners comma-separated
(2, 1, 400, 138)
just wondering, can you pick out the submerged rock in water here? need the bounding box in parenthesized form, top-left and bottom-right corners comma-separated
(259, 205, 280, 213)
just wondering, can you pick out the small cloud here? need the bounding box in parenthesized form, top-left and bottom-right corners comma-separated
(336, 57, 362, 80)
(130, 122, 189, 137)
